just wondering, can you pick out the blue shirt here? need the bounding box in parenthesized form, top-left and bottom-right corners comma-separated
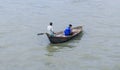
(64, 27, 71, 36)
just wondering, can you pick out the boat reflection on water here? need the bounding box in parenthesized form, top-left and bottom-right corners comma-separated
(46, 32, 83, 56)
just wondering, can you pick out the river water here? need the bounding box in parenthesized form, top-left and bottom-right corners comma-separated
(0, 0, 120, 70)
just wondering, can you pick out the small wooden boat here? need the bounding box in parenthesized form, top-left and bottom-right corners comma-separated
(46, 26, 83, 44)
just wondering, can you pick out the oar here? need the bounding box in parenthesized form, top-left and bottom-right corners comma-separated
(37, 33, 46, 35)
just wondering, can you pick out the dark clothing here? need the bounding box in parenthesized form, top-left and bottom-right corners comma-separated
(64, 27, 71, 36)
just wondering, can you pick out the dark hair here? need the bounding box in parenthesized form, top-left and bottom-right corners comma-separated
(69, 24, 72, 27)
(50, 22, 53, 25)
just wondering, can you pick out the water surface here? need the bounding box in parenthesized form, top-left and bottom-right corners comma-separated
(0, 0, 120, 70)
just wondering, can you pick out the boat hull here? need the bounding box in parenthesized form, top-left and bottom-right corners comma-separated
(46, 26, 82, 44)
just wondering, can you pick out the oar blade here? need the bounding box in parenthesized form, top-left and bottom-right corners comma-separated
(37, 33, 44, 35)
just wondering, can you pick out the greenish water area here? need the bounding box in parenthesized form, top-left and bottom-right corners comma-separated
(0, 0, 120, 70)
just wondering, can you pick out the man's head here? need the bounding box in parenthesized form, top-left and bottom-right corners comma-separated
(50, 22, 53, 26)
(69, 24, 72, 27)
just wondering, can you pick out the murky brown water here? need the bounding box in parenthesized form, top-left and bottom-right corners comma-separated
(0, 0, 120, 70)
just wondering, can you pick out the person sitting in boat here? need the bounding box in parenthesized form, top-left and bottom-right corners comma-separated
(47, 22, 55, 37)
(64, 24, 73, 36)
